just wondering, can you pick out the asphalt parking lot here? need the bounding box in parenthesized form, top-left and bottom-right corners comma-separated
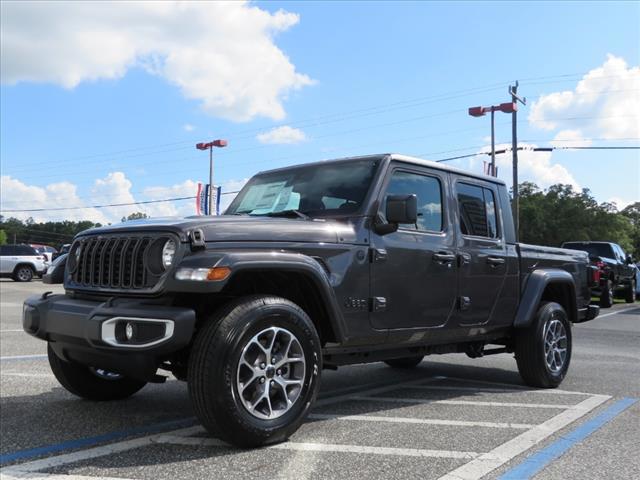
(1, 279, 638, 480)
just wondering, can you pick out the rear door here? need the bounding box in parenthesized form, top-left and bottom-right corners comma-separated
(370, 163, 457, 329)
(452, 178, 508, 326)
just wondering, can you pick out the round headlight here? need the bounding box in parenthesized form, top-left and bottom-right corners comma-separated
(161, 239, 176, 269)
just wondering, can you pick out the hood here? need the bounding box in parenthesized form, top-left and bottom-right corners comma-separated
(77, 215, 360, 244)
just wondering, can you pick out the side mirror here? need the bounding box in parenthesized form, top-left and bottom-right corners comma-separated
(43, 253, 67, 284)
(387, 194, 418, 224)
(627, 255, 634, 265)
(375, 194, 418, 235)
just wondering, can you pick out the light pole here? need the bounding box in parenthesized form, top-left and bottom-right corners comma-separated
(508, 81, 526, 241)
(468, 102, 517, 176)
(196, 139, 227, 215)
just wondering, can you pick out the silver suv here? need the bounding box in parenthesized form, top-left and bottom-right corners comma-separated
(0, 244, 48, 282)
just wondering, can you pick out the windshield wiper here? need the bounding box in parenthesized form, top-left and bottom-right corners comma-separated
(263, 209, 311, 220)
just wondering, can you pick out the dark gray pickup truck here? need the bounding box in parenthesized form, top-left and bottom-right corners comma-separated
(24, 153, 599, 447)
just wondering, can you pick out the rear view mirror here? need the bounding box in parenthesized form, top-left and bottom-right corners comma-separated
(386, 194, 418, 224)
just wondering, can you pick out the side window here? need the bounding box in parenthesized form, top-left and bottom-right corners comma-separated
(17, 246, 35, 255)
(0, 246, 7, 255)
(385, 170, 443, 232)
(457, 182, 499, 238)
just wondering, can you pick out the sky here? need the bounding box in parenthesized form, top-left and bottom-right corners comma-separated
(1, 0, 639, 225)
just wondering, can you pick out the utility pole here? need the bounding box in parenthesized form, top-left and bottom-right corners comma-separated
(469, 102, 516, 177)
(508, 81, 526, 241)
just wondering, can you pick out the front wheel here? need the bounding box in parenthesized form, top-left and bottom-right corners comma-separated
(514, 302, 572, 388)
(600, 280, 614, 308)
(48, 344, 147, 400)
(624, 280, 636, 303)
(188, 295, 322, 448)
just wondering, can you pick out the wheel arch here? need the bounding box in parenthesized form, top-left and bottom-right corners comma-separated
(514, 269, 578, 328)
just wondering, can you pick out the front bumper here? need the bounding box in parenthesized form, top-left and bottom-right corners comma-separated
(23, 294, 196, 381)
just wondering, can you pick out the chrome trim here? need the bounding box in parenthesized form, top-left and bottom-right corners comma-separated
(100, 316, 175, 348)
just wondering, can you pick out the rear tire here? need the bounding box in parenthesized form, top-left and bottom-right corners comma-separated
(515, 302, 572, 388)
(48, 344, 146, 400)
(188, 295, 322, 448)
(384, 356, 424, 369)
(600, 279, 614, 308)
(13, 265, 34, 282)
(624, 280, 636, 303)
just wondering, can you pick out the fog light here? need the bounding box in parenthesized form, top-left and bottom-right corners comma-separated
(125, 322, 135, 341)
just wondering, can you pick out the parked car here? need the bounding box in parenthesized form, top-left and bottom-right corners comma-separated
(0, 244, 48, 282)
(30, 244, 58, 263)
(52, 244, 70, 261)
(561, 241, 636, 307)
(24, 153, 599, 448)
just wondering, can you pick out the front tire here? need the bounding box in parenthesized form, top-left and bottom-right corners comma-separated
(384, 356, 424, 369)
(13, 265, 34, 282)
(188, 295, 322, 448)
(624, 280, 636, 303)
(48, 344, 146, 400)
(515, 302, 572, 388)
(600, 279, 614, 308)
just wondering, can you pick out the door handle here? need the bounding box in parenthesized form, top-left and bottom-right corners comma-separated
(487, 256, 505, 266)
(433, 252, 456, 263)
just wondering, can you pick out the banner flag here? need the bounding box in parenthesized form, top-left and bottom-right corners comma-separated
(196, 183, 221, 215)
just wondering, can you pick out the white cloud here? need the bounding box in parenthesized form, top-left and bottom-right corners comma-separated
(257, 125, 307, 144)
(0, 1, 314, 121)
(0, 173, 248, 224)
(489, 143, 581, 191)
(607, 197, 634, 211)
(529, 55, 640, 140)
(182, 124, 195, 132)
(550, 129, 593, 148)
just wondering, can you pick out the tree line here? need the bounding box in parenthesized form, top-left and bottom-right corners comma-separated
(1, 185, 639, 255)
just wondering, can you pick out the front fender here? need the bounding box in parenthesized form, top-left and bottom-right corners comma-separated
(166, 250, 346, 342)
(514, 269, 577, 328)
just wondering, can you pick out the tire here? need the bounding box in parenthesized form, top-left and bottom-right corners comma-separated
(600, 279, 614, 308)
(13, 265, 34, 282)
(48, 344, 146, 401)
(188, 295, 322, 448)
(384, 356, 424, 369)
(624, 279, 636, 303)
(515, 302, 572, 388)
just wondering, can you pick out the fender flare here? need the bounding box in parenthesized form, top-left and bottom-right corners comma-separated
(514, 269, 577, 328)
(171, 250, 347, 343)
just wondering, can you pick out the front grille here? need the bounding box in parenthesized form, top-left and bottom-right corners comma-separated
(71, 235, 162, 290)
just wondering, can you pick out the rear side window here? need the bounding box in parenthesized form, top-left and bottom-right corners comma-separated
(457, 183, 499, 238)
(385, 170, 443, 232)
(16, 246, 37, 255)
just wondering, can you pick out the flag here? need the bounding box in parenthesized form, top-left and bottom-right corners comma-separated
(196, 183, 221, 215)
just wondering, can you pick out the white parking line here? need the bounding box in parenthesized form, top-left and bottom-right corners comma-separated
(0, 354, 47, 361)
(0, 330, 23, 333)
(153, 433, 481, 459)
(442, 376, 592, 396)
(596, 306, 640, 319)
(406, 384, 589, 396)
(1, 473, 128, 480)
(1, 373, 54, 378)
(437, 394, 611, 480)
(352, 396, 571, 409)
(308, 413, 534, 429)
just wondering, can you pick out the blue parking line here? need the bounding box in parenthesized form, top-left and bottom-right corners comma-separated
(0, 417, 196, 465)
(499, 397, 638, 480)
(0, 354, 47, 361)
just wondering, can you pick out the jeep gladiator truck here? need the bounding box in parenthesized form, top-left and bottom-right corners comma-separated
(24, 153, 599, 447)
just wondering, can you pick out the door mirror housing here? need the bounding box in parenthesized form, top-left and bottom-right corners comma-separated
(627, 255, 634, 265)
(375, 194, 418, 235)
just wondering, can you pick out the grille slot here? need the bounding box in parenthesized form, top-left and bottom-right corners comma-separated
(71, 235, 164, 291)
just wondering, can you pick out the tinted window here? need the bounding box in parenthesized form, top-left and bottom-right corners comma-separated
(385, 170, 443, 232)
(226, 159, 378, 217)
(0, 246, 10, 255)
(562, 243, 614, 258)
(457, 183, 499, 238)
(17, 246, 37, 255)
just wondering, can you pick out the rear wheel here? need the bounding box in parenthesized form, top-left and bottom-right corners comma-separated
(188, 295, 322, 448)
(48, 344, 146, 400)
(515, 302, 572, 388)
(384, 356, 424, 369)
(600, 279, 614, 308)
(624, 279, 636, 303)
(13, 265, 34, 282)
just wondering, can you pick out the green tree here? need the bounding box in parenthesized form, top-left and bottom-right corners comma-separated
(0, 229, 7, 245)
(621, 202, 640, 256)
(121, 212, 149, 222)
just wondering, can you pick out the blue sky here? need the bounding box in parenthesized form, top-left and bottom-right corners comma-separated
(1, 1, 638, 224)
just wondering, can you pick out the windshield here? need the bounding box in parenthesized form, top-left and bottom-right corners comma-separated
(563, 242, 614, 258)
(226, 159, 379, 217)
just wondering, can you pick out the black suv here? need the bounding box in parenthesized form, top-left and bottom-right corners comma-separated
(25, 153, 598, 447)
(562, 241, 636, 307)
